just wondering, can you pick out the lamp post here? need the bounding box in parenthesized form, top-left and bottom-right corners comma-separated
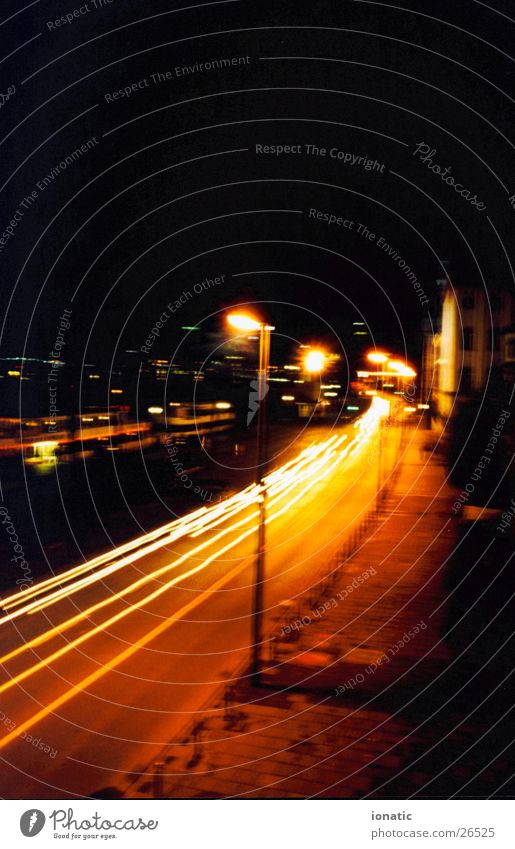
(227, 311, 274, 685)
(387, 360, 417, 397)
(303, 348, 327, 407)
(366, 351, 389, 390)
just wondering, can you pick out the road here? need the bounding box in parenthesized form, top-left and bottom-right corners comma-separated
(0, 398, 395, 798)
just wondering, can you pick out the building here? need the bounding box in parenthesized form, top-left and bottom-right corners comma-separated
(431, 280, 514, 424)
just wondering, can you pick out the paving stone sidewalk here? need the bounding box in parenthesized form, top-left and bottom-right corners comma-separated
(125, 427, 514, 799)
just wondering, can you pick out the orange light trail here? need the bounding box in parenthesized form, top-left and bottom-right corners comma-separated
(0, 398, 389, 747)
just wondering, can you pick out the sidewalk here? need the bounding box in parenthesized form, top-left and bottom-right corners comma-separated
(123, 427, 514, 799)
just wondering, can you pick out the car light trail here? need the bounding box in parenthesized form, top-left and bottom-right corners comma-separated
(0, 435, 349, 670)
(0, 398, 389, 735)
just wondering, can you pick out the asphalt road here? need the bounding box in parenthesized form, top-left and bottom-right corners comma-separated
(0, 399, 396, 798)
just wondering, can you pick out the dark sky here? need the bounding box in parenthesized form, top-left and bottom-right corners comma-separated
(1, 0, 514, 376)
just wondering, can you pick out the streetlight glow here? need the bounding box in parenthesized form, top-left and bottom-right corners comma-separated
(303, 349, 326, 373)
(387, 360, 417, 378)
(367, 351, 389, 365)
(227, 312, 262, 332)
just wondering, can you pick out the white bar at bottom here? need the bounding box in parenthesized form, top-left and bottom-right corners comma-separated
(3, 799, 512, 848)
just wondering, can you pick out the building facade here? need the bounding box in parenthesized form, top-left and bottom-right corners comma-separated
(431, 281, 514, 423)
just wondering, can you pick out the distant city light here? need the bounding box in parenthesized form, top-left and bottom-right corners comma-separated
(324, 392, 338, 397)
(417, 403, 430, 410)
(148, 406, 164, 414)
(215, 402, 232, 409)
(346, 405, 360, 410)
(281, 395, 295, 401)
(30, 441, 58, 464)
(111, 389, 123, 394)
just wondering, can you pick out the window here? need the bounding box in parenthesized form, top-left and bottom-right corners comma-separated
(463, 328, 474, 350)
(462, 294, 475, 309)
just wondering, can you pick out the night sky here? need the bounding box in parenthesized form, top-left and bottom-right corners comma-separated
(1, 0, 513, 378)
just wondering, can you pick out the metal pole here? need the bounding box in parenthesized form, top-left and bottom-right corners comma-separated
(377, 416, 383, 512)
(251, 324, 270, 686)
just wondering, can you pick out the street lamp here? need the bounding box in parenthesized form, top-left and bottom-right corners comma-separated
(366, 351, 389, 389)
(227, 310, 275, 685)
(302, 348, 327, 408)
(387, 359, 416, 378)
(387, 360, 417, 395)
(303, 349, 326, 374)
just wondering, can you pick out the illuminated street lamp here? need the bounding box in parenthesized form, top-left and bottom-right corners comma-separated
(303, 349, 326, 374)
(367, 351, 389, 365)
(227, 310, 275, 685)
(227, 312, 263, 333)
(387, 360, 417, 394)
(302, 348, 327, 407)
(366, 351, 390, 388)
(387, 359, 417, 378)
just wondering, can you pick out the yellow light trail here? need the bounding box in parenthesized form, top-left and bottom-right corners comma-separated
(0, 435, 349, 671)
(0, 398, 389, 744)
(0, 402, 386, 667)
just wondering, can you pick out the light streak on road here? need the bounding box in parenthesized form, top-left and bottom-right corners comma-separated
(0, 397, 389, 744)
